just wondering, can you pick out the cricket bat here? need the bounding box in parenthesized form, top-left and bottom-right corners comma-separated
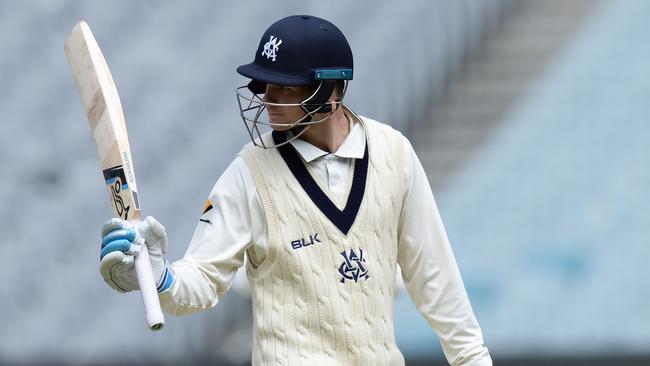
(64, 21, 165, 330)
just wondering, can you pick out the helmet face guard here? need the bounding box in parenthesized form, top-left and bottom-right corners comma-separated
(235, 15, 353, 148)
(235, 78, 349, 148)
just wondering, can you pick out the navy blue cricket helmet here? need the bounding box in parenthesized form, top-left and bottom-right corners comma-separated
(235, 15, 355, 148)
(237, 15, 353, 88)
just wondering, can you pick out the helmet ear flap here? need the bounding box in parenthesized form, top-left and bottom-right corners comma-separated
(248, 80, 267, 94)
(302, 80, 337, 114)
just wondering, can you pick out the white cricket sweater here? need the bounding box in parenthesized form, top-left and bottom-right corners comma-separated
(239, 118, 406, 365)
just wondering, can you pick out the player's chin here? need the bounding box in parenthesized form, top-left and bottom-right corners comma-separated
(268, 116, 293, 131)
(270, 123, 293, 132)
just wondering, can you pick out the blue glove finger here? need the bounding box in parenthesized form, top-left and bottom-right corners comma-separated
(101, 229, 136, 248)
(101, 219, 129, 237)
(100, 239, 134, 260)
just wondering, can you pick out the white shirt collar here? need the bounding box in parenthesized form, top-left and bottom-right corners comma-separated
(290, 114, 366, 163)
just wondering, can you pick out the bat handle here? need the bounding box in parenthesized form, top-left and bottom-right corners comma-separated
(134, 243, 165, 330)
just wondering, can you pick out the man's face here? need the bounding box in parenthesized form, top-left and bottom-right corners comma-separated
(261, 84, 313, 131)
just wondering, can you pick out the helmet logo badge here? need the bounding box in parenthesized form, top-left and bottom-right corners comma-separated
(261, 35, 282, 62)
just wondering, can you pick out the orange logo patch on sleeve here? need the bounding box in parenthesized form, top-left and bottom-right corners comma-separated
(202, 199, 214, 215)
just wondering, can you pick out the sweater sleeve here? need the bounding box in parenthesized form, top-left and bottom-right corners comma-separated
(159, 157, 267, 316)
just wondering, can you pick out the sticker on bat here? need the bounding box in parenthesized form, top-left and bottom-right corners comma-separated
(122, 151, 135, 185)
(103, 165, 132, 219)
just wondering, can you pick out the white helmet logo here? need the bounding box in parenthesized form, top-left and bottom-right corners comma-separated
(261, 35, 282, 62)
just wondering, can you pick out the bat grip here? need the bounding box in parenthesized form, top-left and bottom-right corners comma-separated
(134, 242, 165, 330)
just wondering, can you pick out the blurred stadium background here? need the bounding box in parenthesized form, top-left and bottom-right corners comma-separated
(0, 0, 648, 365)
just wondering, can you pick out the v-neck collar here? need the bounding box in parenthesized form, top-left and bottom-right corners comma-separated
(272, 130, 369, 235)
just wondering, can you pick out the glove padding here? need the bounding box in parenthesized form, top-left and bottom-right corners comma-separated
(100, 216, 168, 293)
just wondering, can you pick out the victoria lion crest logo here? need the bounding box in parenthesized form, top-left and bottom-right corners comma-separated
(338, 248, 369, 283)
(261, 35, 282, 62)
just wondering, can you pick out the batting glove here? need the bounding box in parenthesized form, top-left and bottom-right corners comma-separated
(99, 216, 174, 293)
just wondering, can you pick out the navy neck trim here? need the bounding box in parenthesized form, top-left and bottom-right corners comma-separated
(272, 131, 368, 235)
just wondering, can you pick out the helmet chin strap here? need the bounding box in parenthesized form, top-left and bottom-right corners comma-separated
(300, 80, 337, 117)
(285, 80, 340, 137)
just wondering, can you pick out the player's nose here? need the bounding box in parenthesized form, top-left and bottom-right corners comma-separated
(261, 94, 273, 104)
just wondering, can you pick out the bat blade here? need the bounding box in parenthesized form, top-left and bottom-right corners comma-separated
(65, 20, 164, 331)
(64, 21, 140, 221)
